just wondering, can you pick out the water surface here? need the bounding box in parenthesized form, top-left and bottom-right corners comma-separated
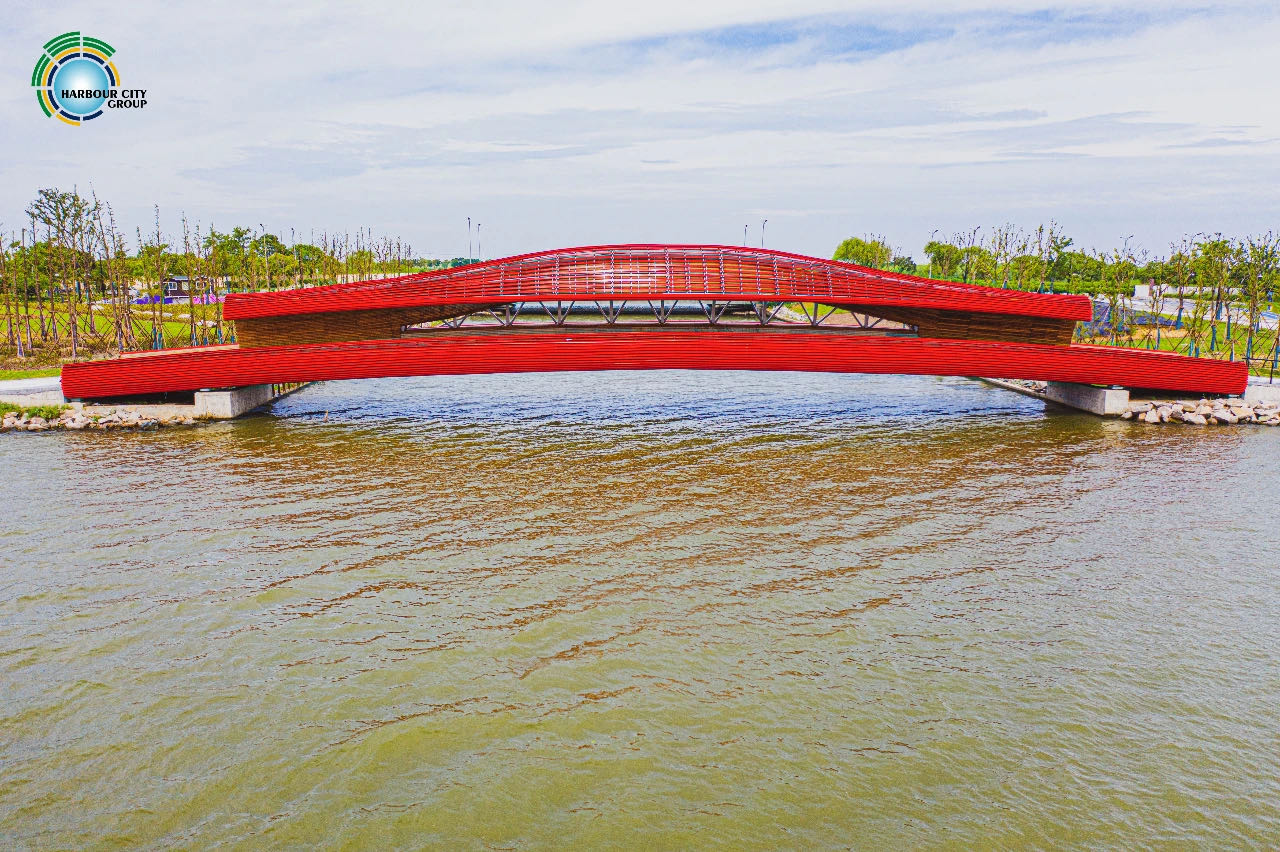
(2, 372, 1277, 848)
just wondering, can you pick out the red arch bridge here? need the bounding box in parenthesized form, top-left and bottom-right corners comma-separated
(61, 244, 1247, 399)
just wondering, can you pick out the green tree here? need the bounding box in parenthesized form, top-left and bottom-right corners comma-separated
(890, 255, 918, 274)
(833, 236, 893, 269)
(923, 240, 963, 280)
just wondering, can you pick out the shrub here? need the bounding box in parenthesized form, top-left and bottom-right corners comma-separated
(0, 402, 67, 419)
(23, 404, 67, 420)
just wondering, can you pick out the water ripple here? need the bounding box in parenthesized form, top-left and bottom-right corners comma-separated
(2, 372, 1278, 847)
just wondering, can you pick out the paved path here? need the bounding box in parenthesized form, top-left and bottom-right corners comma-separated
(0, 376, 65, 404)
(0, 377, 62, 393)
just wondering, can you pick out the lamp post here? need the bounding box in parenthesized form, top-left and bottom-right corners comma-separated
(477, 223, 482, 261)
(743, 224, 747, 246)
(761, 219, 767, 248)
(260, 223, 269, 291)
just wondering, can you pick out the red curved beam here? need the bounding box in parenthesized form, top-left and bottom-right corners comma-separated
(61, 331, 1248, 399)
(224, 245, 1093, 322)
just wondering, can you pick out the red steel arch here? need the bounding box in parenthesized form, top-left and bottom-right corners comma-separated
(222, 244, 1094, 322)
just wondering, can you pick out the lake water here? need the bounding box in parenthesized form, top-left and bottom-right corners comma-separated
(2, 372, 1277, 848)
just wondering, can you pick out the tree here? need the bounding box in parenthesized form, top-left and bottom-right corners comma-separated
(923, 240, 963, 280)
(249, 233, 288, 258)
(1033, 222, 1072, 290)
(205, 227, 253, 279)
(959, 245, 994, 284)
(833, 236, 893, 269)
(1238, 233, 1278, 364)
(25, 187, 103, 358)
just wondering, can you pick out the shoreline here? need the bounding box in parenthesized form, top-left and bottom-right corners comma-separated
(984, 378, 1280, 426)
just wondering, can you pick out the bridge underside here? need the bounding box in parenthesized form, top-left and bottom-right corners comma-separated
(61, 327, 1247, 399)
(229, 300, 1079, 348)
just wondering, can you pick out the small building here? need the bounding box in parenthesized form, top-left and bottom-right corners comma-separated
(162, 276, 193, 298)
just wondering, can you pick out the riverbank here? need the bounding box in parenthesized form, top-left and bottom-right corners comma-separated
(990, 378, 1280, 426)
(1, 404, 204, 432)
(0, 378, 313, 431)
(1120, 398, 1280, 425)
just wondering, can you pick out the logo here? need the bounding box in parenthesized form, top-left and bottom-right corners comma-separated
(31, 31, 147, 125)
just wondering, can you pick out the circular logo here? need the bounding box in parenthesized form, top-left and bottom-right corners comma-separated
(31, 31, 121, 125)
(51, 58, 111, 115)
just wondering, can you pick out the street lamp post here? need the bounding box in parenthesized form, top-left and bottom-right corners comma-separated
(762, 219, 767, 248)
(467, 217, 472, 264)
(744, 224, 748, 246)
(260, 223, 269, 291)
(477, 224, 482, 261)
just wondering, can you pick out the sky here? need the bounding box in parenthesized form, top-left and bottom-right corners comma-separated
(3, 0, 1279, 261)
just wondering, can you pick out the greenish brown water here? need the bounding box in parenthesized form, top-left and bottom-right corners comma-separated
(2, 372, 1278, 848)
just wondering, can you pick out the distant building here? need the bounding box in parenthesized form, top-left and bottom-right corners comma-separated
(163, 275, 193, 298)
(130, 276, 225, 305)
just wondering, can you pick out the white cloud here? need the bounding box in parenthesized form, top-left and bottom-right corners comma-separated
(2, 0, 1277, 259)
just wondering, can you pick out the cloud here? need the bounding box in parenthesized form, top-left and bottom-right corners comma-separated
(2, 0, 1277, 259)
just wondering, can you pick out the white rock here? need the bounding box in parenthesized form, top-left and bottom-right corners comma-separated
(1183, 413, 1208, 425)
(1130, 402, 1153, 413)
(1143, 409, 1161, 424)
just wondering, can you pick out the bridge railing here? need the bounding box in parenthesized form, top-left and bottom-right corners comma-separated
(225, 246, 1094, 323)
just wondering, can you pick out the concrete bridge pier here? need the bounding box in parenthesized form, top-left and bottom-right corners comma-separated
(981, 378, 1129, 415)
(193, 384, 295, 419)
(988, 378, 1277, 416)
(1, 377, 310, 420)
(1043, 382, 1130, 415)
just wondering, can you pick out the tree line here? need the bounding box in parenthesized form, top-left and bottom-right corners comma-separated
(3, 188, 1277, 376)
(1, 187, 476, 362)
(837, 223, 1279, 374)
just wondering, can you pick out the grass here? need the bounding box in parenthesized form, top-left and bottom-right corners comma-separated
(6, 304, 225, 348)
(1083, 319, 1280, 377)
(0, 401, 67, 419)
(0, 367, 62, 380)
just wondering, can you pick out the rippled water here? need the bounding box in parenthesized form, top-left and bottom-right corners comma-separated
(2, 372, 1278, 848)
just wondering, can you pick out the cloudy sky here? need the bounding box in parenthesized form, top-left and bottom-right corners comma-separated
(4, 1, 1278, 260)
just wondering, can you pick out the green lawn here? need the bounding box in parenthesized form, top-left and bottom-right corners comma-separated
(1089, 316, 1279, 376)
(5, 304, 224, 349)
(0, 367, 62, 380)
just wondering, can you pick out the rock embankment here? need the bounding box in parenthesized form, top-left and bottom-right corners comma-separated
(1, 407, 202, 433)
(1121, 398, 1279, 426)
